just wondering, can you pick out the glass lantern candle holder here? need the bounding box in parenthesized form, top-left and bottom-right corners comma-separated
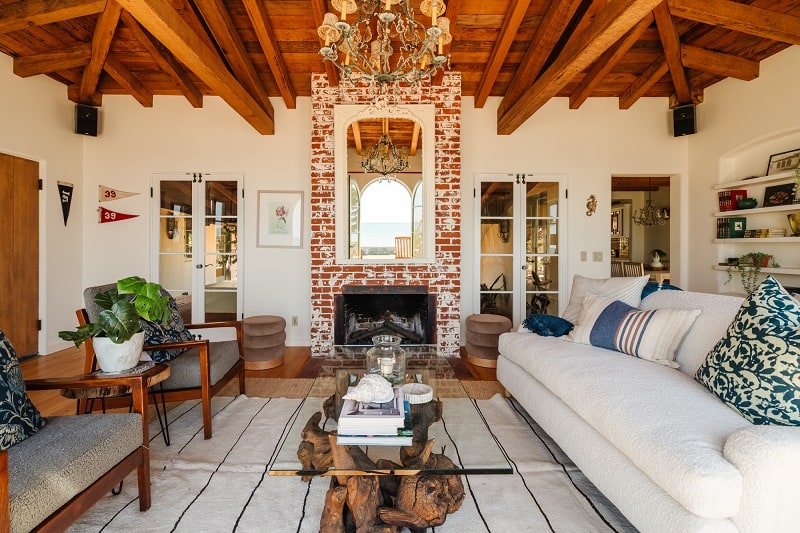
(366, 335, 407, 384)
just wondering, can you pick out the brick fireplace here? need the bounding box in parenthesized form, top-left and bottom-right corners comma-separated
(309, 73, 462, 357)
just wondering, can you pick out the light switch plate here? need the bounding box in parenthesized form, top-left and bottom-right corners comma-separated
(592, 251, 603, 262)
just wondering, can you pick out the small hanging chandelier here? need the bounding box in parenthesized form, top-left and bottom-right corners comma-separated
(317, 0, 452, 85)
(633, 178, 669, 226)
(361, 118, 409, 177)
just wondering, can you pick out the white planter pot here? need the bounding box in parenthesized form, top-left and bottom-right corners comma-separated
(92, 331, 144, 373)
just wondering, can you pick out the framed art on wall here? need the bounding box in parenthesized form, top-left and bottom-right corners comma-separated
(766, 148, 800, 175)
(762, 183, 795, 207)
(257, 190, 303, 248)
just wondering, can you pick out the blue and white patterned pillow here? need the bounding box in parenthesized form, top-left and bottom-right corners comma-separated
(570, 293, 701, 367)
(0, 330, 45, 450)
(696, 276, 800, 425)
(140, 292, 193, 363)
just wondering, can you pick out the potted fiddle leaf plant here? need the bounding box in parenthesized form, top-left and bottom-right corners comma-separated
(725, 252, 779, 295)
(59, 276, 171, 372)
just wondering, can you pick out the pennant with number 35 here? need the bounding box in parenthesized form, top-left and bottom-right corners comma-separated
(99, 185, 139, 202)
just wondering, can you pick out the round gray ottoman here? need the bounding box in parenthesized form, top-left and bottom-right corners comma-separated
(243, 315, 286, 370)
(465, 314, 512, 368)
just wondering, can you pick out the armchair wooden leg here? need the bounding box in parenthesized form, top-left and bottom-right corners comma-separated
(199, 343, 212, 440)
(238, 360, 245, 395)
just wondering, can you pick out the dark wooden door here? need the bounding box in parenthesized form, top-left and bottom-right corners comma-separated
(0, 153, 39, 356)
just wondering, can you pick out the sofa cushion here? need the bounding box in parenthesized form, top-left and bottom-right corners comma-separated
(570, 293, 700, 367)
(161, 339, 241, 390)
(696, 276, 800, 425)
(0, 330, 45, 451)
(562, 275, 650, 324)
(498, 331, 748, 518)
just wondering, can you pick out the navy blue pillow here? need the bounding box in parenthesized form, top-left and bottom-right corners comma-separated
(641, 281, 682, 299)
(522, 314, 574, 337)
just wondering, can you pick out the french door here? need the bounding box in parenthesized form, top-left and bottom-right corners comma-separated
(475, 173, 566, 327)
(152, 173, 242, 323)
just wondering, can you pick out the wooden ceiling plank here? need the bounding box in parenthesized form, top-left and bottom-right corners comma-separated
(13, 43, 90, 77)
(115, 0, 274, 134)
(668, 0, 800, 46)
(498, 0, 663, 135)
(653, 2, 691, 103)
(681, 44, 759, 81)
(78, 1, 122, 103)
(193, 0, 274, 115)
(310, 0, 340, 86)
(0, 0, 106, 34)
(121, 11, 203, 108)
(352, 121, 362, 155)
(499, 0, 583, 116)
(103, 54, 153, 106)
(619, 57, 668, 109)
(242, 0, 296, 109)
(569, 13, 652, 109)
(473, 0, 531, 108)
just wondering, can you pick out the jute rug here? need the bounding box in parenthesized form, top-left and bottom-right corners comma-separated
(68, 394, 636, 532)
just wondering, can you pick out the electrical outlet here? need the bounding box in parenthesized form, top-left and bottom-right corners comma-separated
(580, 251, 587, 262)
(291, 316, 299, 327)
(592, 251, 603, 262)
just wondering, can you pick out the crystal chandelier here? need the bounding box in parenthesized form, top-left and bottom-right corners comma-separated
(633, 179, 669, 226)
(317, 0, 452, 85)
(361, 118, 409, 176)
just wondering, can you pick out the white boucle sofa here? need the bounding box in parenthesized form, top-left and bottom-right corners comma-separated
(497, 289, 800, 532)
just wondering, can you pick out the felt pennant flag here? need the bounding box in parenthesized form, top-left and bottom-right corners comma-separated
(57, 180, 74, 226)
(98, 206, 139, 223)
(98, 185, 139, 202)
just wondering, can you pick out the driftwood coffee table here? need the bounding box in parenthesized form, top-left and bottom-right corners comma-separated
(269, 348, 511, 532)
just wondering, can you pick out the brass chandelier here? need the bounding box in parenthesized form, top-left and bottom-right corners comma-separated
(361, 118, 409, 176)
(633, 178, 669, 226)
(317, 0, 452, 85)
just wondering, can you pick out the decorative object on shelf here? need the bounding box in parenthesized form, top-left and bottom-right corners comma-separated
(633, 178, 668, 226)
(585, 194, 597, 216)
(58, 276, 171, 372)
(650, 249, 667, 270)
(736, 197, 758, 209)
(725, 252, 780, 295)
(766, 148, 800, 175)
(366, 334, 407, 384)
(317, 0, 451, 86)
(361, 118, 409, 177)
(763, 183, 796, 207)
(788, 213, 800, 236)
(795, 162, 800, 196)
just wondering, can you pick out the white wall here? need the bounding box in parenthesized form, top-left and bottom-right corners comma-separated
(0, 54, 85, 355)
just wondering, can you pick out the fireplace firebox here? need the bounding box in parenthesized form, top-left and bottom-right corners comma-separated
(334, 285, 436, 345)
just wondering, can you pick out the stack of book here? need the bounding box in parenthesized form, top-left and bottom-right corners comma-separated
(743, 228, 786, 238)
(717, 189, 747, 211)
(336, 387, 413, 446)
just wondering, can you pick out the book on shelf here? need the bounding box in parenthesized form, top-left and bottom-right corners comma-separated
(728, 217, 746, 238)
(337, 386, 406, 435)
(716, 217, 730, 238)
(717, 189, 747, 211)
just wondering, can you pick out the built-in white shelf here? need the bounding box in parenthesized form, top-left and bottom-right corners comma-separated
(713, 170, 794, 190)
(714, 203, 800, 217)
(714, 237, 800, 243)
(713, 265, 800, 276)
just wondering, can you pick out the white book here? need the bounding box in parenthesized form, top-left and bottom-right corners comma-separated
(337, 387, 405, 433)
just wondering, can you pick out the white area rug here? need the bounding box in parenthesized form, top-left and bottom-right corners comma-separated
(68, 395, 636, 532)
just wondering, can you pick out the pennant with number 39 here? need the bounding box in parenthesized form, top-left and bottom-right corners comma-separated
(98, 206, 139, 223)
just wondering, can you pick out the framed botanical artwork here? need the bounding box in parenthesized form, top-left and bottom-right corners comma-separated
(257, 190, 303, 248)
(766, 148, 800, 175)
(762, 183, 795, 207)
(610, 207, 623, 235)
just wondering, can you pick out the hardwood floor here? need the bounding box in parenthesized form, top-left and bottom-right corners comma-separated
(20, 345, 496, 417)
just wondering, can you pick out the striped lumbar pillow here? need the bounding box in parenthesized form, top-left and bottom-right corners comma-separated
(570, 293, 701, 368)
(562, 275, 650, 325)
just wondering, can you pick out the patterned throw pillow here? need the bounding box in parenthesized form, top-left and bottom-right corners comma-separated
(696, 276, 800, 425)
(140, 292, 193, 363)
(562, 275, 650, 324)
(0, 330, 45, 450)
(570, 293, 701, 367)
(522, 314, 574, 337)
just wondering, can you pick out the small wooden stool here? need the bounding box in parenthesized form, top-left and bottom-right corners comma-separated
(465, 314, 512, 368)
(243, 315, 286, 370)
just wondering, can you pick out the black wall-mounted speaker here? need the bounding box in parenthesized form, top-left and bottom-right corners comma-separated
(75, 104, 98, 136)
(673, 104, 696, 137)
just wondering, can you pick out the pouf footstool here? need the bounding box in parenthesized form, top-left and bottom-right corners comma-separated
(465, 313, 512, 368)
(243, 315, 286, 370)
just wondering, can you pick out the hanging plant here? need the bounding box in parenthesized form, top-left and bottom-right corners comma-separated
(725, 252, 779, 294)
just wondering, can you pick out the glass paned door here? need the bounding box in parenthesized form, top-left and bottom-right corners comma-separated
(155, 174, 242, 323)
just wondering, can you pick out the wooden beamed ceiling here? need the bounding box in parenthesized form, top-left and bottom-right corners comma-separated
(0, 0, 798, 139)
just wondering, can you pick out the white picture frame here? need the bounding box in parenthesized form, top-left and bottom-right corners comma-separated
(257, 190, 303, 248)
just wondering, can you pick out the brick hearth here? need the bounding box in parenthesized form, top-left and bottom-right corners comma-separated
(309, 73, 462, 357)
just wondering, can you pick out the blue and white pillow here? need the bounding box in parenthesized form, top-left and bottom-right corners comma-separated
(141, 292, 193, 363)
(696, 276, 800, 425)
(0, 330, 45, 450)
(570, 293, 701, 367)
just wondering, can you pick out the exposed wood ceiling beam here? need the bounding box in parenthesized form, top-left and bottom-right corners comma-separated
(352, 121, 362, 155)
(121, 11, 203, 108)
(193, 0, 273, 115)
(13, 44, 91, 77)
(0, 0, 106, 34)
(569, 14, 652, 109)
(310, 0, 340, 87)
(653, 2, 691, 104)
(473, 0, 531, 108)
(78, 1, 122, 103)
(115, 0, 274, 134)
(619, 57, 668, 109)
(242, 0, 296, 109)
(499, 0, 583, 117)
(681, 44, 759, 81)
(667, 0, 800, 46)
(103, 55, 153, 106)
(498, 0, 663, 135)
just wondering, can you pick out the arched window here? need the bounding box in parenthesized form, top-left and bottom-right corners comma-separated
(359, 180, 412, 259)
